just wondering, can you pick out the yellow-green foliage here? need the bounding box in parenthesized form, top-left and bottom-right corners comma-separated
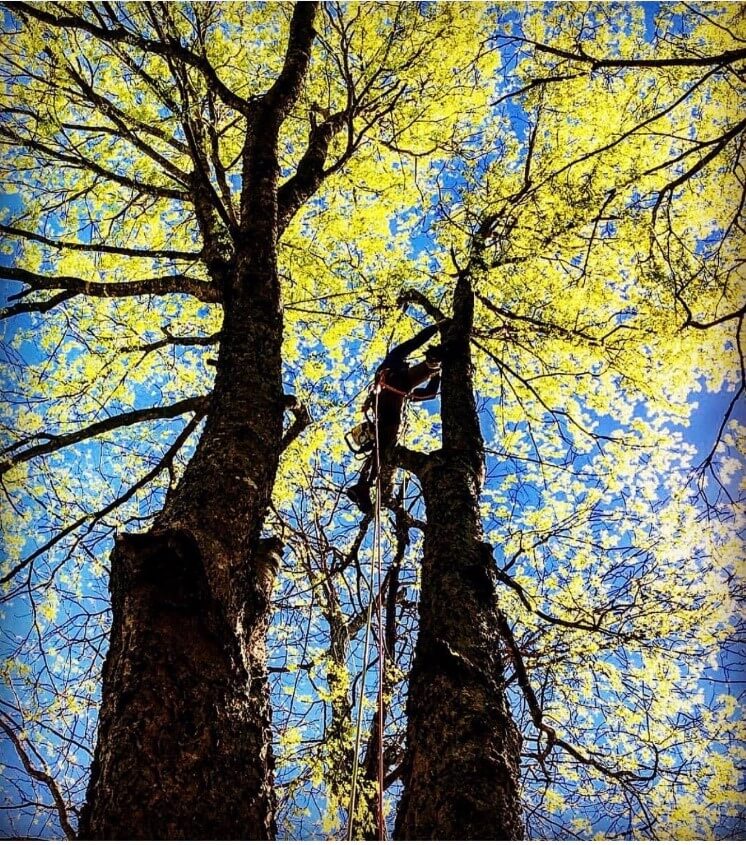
(1, 2, 743, 840)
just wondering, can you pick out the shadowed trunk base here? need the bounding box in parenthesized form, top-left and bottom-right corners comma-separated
(77, 529, 275, 840)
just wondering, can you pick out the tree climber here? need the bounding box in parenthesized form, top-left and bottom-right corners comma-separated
(345, 323, 444, 514)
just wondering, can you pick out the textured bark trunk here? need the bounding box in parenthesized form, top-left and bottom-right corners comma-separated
(76, 527, 277, 840)
(394, 266, 525, 840)
(393, 460, 524, 840)
(79, 6, 318, 838)
(77, 269, 285, 841)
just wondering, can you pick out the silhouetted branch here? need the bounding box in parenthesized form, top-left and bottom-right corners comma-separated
(0, 224, 200, 261)
(0, 715, 76, 839)
(1, 395, 210, 476)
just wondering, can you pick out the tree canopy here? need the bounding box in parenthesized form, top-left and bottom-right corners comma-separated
(0, 2, 744, 840)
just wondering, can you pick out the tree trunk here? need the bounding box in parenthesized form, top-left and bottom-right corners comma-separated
(77, 274, 285, 840)
(394, 262, 525, 840)
(79, 5, 318, 837)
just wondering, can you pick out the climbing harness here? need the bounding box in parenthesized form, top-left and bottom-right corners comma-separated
(375, 366, 412, 399)
(344, 368, 413, 460)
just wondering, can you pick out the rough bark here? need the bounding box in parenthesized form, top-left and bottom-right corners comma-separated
(78, 4, 318, 839)
(394, 263, 525, 840)
(76, 529, 277, 840)
(77, 273, 285, 839)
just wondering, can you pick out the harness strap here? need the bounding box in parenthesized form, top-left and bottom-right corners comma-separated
(376, 367, 411, 399)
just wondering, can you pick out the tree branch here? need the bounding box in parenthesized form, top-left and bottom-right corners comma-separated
(1, 267, 221, 320)
(277, 110, 349, 234)
(495, 613, 653, 783)
(0, 715, 76, 839)
(5, 2, 253, 115)
(0, 395, 210, 477)
(393, 445, 430, 479)
(281, 395, 312, 452)
(0, 125, 189, 202)
(262, 2, 319, 117)
(60, 59, 191, 181)
(396, 288, 448, 323)
(652, 115, 746, 219)
(121, 328, 221, 355)
(526, 39, 746, 70)
(0, 223, 200, 261)
(677, 292, 746, 330)
(1, 409, 205, 590)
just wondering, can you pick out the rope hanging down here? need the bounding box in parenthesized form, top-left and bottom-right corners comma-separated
(347, 387, 387, 840)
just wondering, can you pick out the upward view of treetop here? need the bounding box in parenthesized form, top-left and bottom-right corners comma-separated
(0, 1, 743, 840)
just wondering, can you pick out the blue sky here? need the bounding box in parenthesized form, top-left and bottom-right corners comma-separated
(1, 2, 744, 839)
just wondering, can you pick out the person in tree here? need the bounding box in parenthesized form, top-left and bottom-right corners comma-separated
(346, 323, 444, 514)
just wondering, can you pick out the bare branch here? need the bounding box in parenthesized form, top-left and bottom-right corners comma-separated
(1, 395, 210, 477)
(677, 292, 746, 330)
(0, 715, 76, 839)
(526, 39, 746, 70)
(0, 223, 200, 261)
(1, 409, 205, 589)
(652, 116, 746, 219)
(495, 613, 653, 784)
(122, 328, 221, 355)
(491, 73, 583, 107)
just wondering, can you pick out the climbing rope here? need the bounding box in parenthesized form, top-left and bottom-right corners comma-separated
(374, 387, 386, 840)
(371, 390, 414, 839)
(346, 354, 431, 838)
(347, 387, 387, 840)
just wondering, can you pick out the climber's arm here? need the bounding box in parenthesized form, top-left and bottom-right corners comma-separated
(381, 324, 439, 368)
(410, 373, 441, 402)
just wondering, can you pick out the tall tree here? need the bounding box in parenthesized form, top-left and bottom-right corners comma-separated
(393, 234, 525, 839)
(6, 3, 319, 838)
(388, 4, 745, 837)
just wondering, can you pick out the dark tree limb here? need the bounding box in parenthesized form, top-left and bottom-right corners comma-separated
(393, 445, 430, 480)
(281, 395, 312, 452)
(495, 613, 657, 784)
(0, 224, 200, 261)
(396, 288, 447, 323)
(121, 328, 221, 355)
(59, 52, 191, 179)
(0, 410, 205, 590)
(4, 2, 253, 115)
(0, 715, 76, 839)
(0, 395, 210, 477)
(525, 38, 746, 70)
(697, 314, 745, 476)
(490, 546, 644, 642)
(491, 73, 584, 107)
(262, 3, 319, 117)
(0, 126, 188, 202)
(277, 110, 349, 233)
(1, 267, 222, 321)
(651, 115, 746, 219)
(677, 295, 746, 330)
